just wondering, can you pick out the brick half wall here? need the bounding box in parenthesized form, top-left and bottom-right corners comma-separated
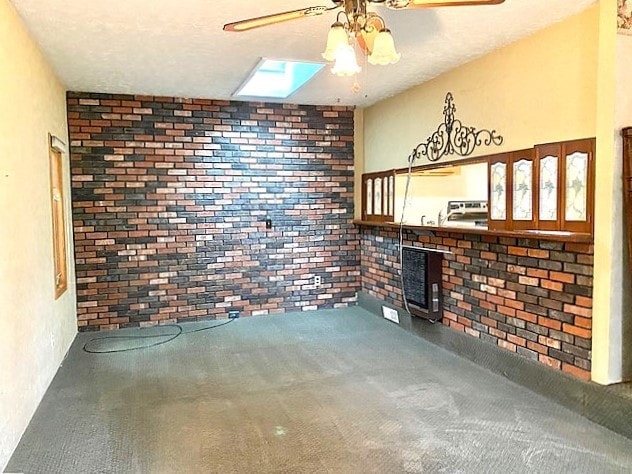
(68, 93, 360, 331)
(361, 227, 594, 380)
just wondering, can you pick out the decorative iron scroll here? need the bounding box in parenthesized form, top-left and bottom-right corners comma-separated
(619, 0, 632, 34)
(410, 93, 503, 162)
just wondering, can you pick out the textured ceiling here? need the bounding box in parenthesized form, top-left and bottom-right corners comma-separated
(10, 0, 596, 107)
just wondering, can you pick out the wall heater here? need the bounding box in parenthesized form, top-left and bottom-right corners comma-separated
(401, 246, 443, 321)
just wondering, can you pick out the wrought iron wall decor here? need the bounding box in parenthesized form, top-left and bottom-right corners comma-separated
(619, 0, 632, 34)
(409, 92, 503, 162)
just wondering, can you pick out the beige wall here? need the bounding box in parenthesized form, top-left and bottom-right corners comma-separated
(360, 4, 632, 384)
(363, 6, 599, 172)
(616, 34, 632, 380)
(0, 0, 76, 469)
(591, 0, 623, 385)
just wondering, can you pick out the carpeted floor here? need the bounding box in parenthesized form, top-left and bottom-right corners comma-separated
(6, 307, 632, 473)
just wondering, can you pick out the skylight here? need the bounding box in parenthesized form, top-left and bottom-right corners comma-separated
(234, 59, 325, 99)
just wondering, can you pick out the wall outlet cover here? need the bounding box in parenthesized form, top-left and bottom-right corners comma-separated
(382, 306, 400, 324)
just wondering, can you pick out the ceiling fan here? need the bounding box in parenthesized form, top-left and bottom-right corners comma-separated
(223, 0, 505, 33)
(224, 0, 505, 76)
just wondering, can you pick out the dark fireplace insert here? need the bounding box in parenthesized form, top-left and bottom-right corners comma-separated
(401, 246, 443, 321)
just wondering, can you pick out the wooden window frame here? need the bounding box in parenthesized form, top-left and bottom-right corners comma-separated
(534, 143, 562, 232)
(487, 153, 511, 231)
(361, 170, 395, 222)
(510, 148, 536, 231)
(49, 134, 68, 299)
(623, 128, 632, 272)
(360, 138, 595, 237)
(560, 138, 595, 234)
(486, 138, 594, 235)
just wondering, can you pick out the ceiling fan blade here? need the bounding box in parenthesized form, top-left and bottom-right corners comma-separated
(405, 0, 505, 8)
(223, 6, 332, 32)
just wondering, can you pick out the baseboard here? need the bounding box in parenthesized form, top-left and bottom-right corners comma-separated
(358, 291, 632, 440)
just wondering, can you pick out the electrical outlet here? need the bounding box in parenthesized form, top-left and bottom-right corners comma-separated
(228, 310, 240, 319)
(314, 276, 322, 287)
(382, 306, 400, 324)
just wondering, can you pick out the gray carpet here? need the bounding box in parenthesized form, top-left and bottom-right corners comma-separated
(6, 307, 632, 473)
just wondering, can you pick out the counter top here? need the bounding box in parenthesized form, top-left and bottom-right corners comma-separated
(353, 220, 593, 243)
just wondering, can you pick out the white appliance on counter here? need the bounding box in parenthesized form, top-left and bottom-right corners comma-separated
(440, 200, 488, 228)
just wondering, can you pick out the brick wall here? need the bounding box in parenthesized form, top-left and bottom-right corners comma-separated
(361, 227, 594, 380)
(68, 92, 360, 331)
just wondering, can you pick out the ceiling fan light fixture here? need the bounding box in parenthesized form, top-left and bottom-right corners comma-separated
(368, 28, 401, 65)
(331, 44, 361, 76)
(225, 0, 506, 83)
(321, 22, 349, 61)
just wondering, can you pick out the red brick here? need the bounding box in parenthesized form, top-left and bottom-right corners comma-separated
(498, 305, 517, 317)
(538, 316, 562, 331)
(541, 280, 564, 292)
(575, 296, 592, 308)
(69, 92, 359, 331)
(575, 317, 592, 329)
(562, 363, 590, 381)
(538, 336, 561, 349)
(527, 341, 548, 354)
(565, 243, 593, 253)
(498, 340, 517, 352)
(550, 272, 575, 284)
(562, 324, 591, 339)
(526, 268, 548, 279)
(527, 248, 550, 259)
(539, 354, 562, 369)
(504, 299, 525, 311)
(516, 311, 538, 323)
(563, 304, 592, 318)
(518, 276, 540, 286)
(481, 316, 498, 328)
(508, 246, 529, 256)
(507, 334, 526, 347)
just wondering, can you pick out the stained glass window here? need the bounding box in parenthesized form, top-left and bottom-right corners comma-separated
(374, 178, 382, 215)
(389, 175, 395, 215)
(513, 159, 533, 221)
(490, 162, 507, 220)
(565, 152, 588, 221)
(539, 155, 558, 221)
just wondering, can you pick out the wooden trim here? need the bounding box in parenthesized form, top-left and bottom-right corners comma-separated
(560, 138, 595, 234)
(510, 148, 536, 231)
(393, 155, 487, 175)
(623, 128, 632, 271)
(384, 170, 395, 221)
(534, 143, 562, 231)
(361, 175, 367, 220)
(488, 153, 510, 230)
(361, 169, 395, 222)
(362, 137, 596, 236)
(353, 220, 593, 243)
(50, 135, 66, 153)
(49, 135, 68, 299)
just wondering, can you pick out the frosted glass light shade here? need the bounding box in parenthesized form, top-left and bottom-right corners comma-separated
(331, 44, 361, 76)
(368, 29, 401, 65)
(322, 23, 349, 61)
